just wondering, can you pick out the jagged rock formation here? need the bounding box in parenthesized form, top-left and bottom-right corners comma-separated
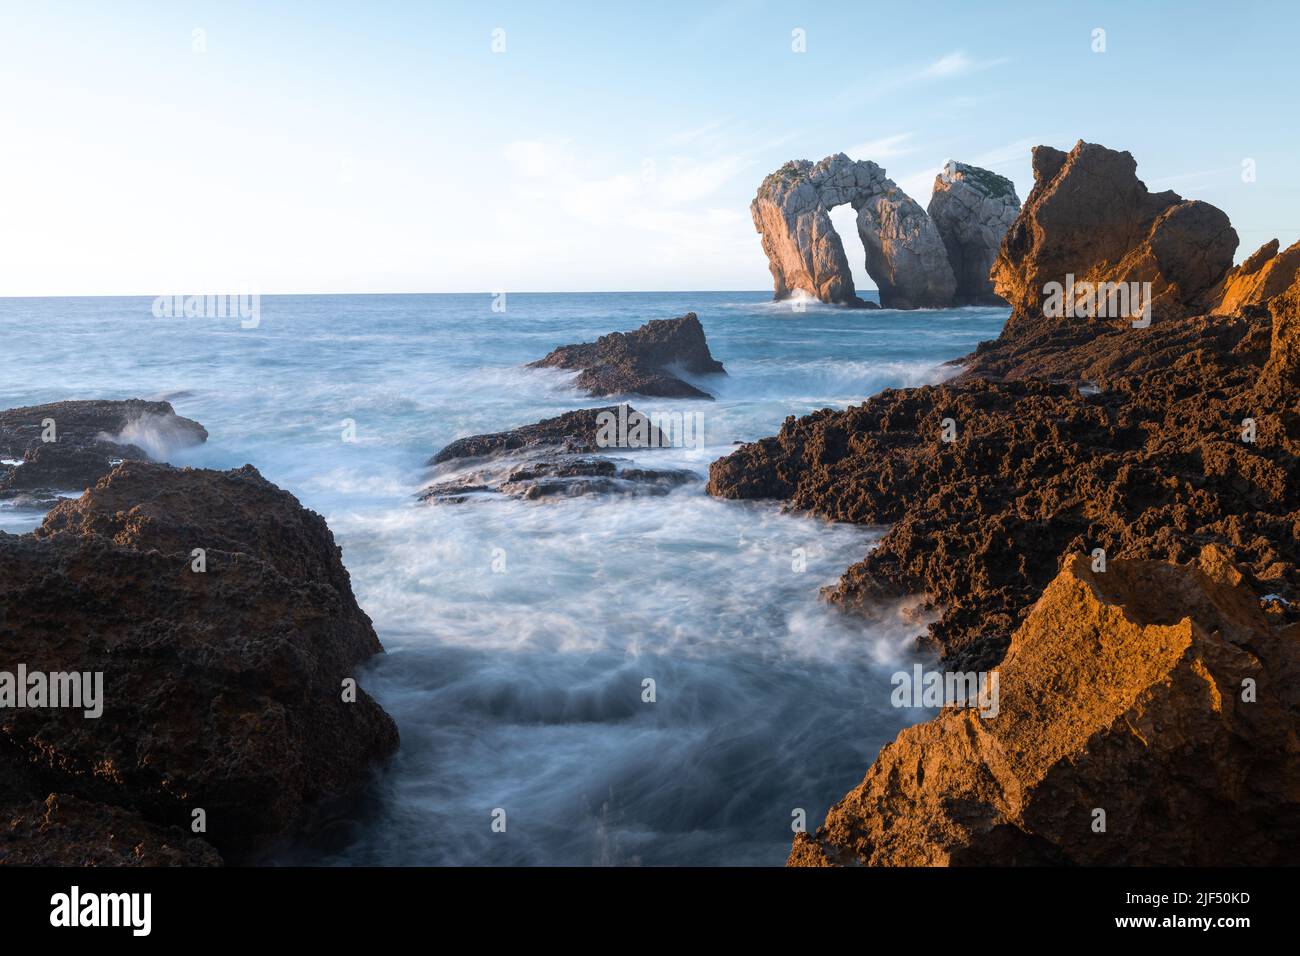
(0, 461, 398, 863)
(928, 161, 1022, 305)
(991, 141, 1238, 326)
(789, 547, 1299, 866)
(528, 313, 725, 399)
(708, 311, 1294, 670)
(751, 153, 956, 309)
(716, 139, 1299, 865)
(1256, 270, 1300, 407)
(714, 146, 1294, 669)
(0, 399, 207, 509)
(422, 405, 697, 503)
(1207, 238, 1300, 317)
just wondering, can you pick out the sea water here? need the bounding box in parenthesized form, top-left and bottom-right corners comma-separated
(0, 291, 1007, 865)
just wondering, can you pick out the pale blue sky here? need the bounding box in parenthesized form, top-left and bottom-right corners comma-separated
(0, 0, 1294, 295)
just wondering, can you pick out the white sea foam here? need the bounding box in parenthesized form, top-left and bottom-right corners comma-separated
(98, 412, 203, 461)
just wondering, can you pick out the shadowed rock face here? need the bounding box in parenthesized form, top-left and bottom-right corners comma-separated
(528, 313, 726, 399)
(991, 141, 1238, 325)
(0, 460, 398, 863)
(1, 794, 222, 866)
(751, 153, 955, 309)
(789, 547, 1300, 866)
(422, 405, 698, 503)
(0, 399, 207, 508)
(928, 161, 1022, 305)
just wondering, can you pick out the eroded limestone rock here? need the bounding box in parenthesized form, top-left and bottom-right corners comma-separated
(928, 161, 1022, 305)
(751, 153, 955, 309)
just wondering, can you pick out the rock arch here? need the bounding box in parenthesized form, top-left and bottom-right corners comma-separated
(751, 152, 1021, 310)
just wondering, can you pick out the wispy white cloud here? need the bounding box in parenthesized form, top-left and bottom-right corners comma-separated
(494, 137, 757, 279)
(836, 50, 1010, 109)
(1144, 165, 1238, 194)
(845, 132, 920, 162)
(665, 119, 731, 147)
(917, 51, 1007, 80)
(970, 136, 1045, 170)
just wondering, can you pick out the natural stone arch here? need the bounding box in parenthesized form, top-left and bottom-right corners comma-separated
(751, 153, 957, 309)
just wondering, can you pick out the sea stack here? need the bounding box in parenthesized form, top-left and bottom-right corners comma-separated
(928, 161, 1022, 305)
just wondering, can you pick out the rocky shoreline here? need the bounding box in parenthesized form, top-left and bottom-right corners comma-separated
(1, 309, 732, 864)
(3, 140, 1295, 869)
(711, 140, 1300, 865)
(1, 403, 397, 865)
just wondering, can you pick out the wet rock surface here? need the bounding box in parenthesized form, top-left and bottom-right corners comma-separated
(527, 313, 725, 399)
(0, 460, 398, 864)
(423, 404, 698, 502)
(0, 399, 207, 507)
(429, 405, 660, 464)
(709, 332, 1297, 671)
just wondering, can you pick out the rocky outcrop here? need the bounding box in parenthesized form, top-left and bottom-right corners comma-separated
(422, 405, 697, 503)
(928, 161, 1022, 305)
(528, 313, 726, 399)
(751, 154, 954, 308)
(428, 406, 661, 464)
(789, 547, 1299, 866)
(991, 141, 1238, 326)
(0, 461, 398, 863)
(0, 399, 207, 509)
(708, 311, 1295, 670)
(1207, 238, 1300, 317)
(717, 140, 1298, 866)
(723, 143, 1291, 668)
(857, 182, 959, 310)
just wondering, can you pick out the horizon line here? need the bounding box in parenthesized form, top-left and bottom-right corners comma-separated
(0, 289, 809, 300)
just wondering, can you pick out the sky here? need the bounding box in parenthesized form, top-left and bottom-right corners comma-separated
(0, 0, 1295, 296)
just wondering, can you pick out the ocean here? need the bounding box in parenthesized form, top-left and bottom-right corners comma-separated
(0, 291, 1007, 865)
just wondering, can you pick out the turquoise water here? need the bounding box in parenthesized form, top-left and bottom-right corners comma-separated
(0, 291, 1006, 865)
